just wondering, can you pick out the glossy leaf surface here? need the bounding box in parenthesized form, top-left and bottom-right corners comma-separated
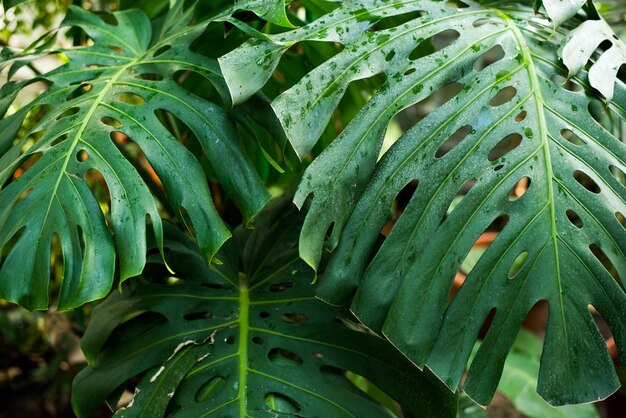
(0, 3, 270, 309)
(221, 0, 626, 406)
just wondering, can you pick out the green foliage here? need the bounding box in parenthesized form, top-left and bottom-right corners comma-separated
(73, 200, 456, 418)
(2, 0, 625, 415)
(222, 0, 626, 407)
(0, 2, 276, 310)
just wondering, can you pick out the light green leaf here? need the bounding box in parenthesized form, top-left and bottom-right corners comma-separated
(538, 0, 586, 26)
(0, 4, 270, 309)
(561, 18, 626, 100)
(72, 200, 456, 418)
(221, 0, 626, 407)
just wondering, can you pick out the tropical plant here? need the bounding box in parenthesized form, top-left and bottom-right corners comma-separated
(1, 0, 625, 416)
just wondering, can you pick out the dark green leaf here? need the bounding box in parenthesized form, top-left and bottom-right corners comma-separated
(72, 201, 456, 418)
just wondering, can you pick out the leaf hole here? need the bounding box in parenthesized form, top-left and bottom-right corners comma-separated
(105, 45, 123, 53)
(445, 0, 469, 8)
(101, 117, 122, 128)
(50, 133, 69, 148)
(56, 107, 80, 121)
(269, 281, 293, 292)
(135, 72, 164, 81)
(573, 170, 601, 194)
(281, 312, 309, 324)
(508, 251, 529, 279)
(590, 244, 623, 288)
(252, 336, 264, 345)
(400, 82, 464, 128)
(385, 50, 396, 62)
(404, 68, 416, 76)
(508, 177, 530, 201)
(259, 311, 270, 318)
(473, 45, 505, 72)
(442, 178, 477, 225)
(515, 110, 527, 122)
(566, 209, 583, 229)
(118, 92, 146, 105)
(153, 45, 172, 57)
(268, 348, 303, 367)
(409, 29, 460, 60)
(473, 18, 499, 27)
(76, 150, 89, 162)
(560, 128, 583, 146)
(224, 336, 235, 345)
(609, 165, 626, 187)
(435, 124, 472, 158)
(264, 392, 301, 414)
(489, 86, 517, 107)
(201, 282, 224, 289)
(195, 376, 225, 403)
(312, 352, 323, 359)
(550, 74, 583, 92)
(616, 212, 626, 229)
(368, 11, 425, 31)
(487, 133, 522, 161)
(66, 83, 93, 101)
(183, 311, 213, 321)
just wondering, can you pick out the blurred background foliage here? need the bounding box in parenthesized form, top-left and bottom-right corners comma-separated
(0, 0, 624, 417)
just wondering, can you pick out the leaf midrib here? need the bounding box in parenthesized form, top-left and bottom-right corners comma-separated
(502, 12, 569, 349)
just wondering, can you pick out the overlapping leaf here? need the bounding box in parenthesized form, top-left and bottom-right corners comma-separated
(0, 3, 278, 310)
(72, 201, 456, 418)
(221, 0, 626, 406)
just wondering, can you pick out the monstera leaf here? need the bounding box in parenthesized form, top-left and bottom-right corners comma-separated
(221, 0, 626, 407)
(0, 2, 279, 310)
(72, 200, 456, 418)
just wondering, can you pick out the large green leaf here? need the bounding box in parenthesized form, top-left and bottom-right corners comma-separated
(72, 200, 456, 418)
(221, 0, 626, 407)
(0, 3, 273, 310)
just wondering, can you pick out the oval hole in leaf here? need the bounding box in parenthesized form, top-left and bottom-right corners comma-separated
(66, 83, 92, 101)
(368, 11, 424, 32)
(508, 176, 530, 201)
(153, 45, 171, 57)
(609, 165, 626, 187)
(409, 29, 460, 60)
(550, 74, 583, 92)
(183, 311, 213, 321)
(135, 73, 164, 81)
(201, 282, 224, 290)
(435, 124, 472, 158)
(56, 107, 80, 121)
(573, 170, 601, 194)
(508, 251, 529, 279)
(50, 133, 68, 148)
(473, 18, 499, 27)
(281, 312, 309, 324)
(268, 348, 304, 367)
(487, 133, 522, 161)
(515, 110, 527, 122)
(616, 212, 626, 229)
(119, 93, 145, 105)
(473, 45, 505, 72)
(442, 178, 477, 224)
(252, 336, 264, 345)
(489, 86, 517, 107)
(566, 209, 583, 229)
(195, 376, 226, 403)
(101, 117, 122, 128)
(76, 150, 89, 162)
(264, 392, 301, 413)
(590, 244, 623, 288)
(560, 128, 583, 146)
(445, 0, 469, 8)
(269, 282, 293, 292)
(105, 45, 123, 53)
(224, 336, 235, 345)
